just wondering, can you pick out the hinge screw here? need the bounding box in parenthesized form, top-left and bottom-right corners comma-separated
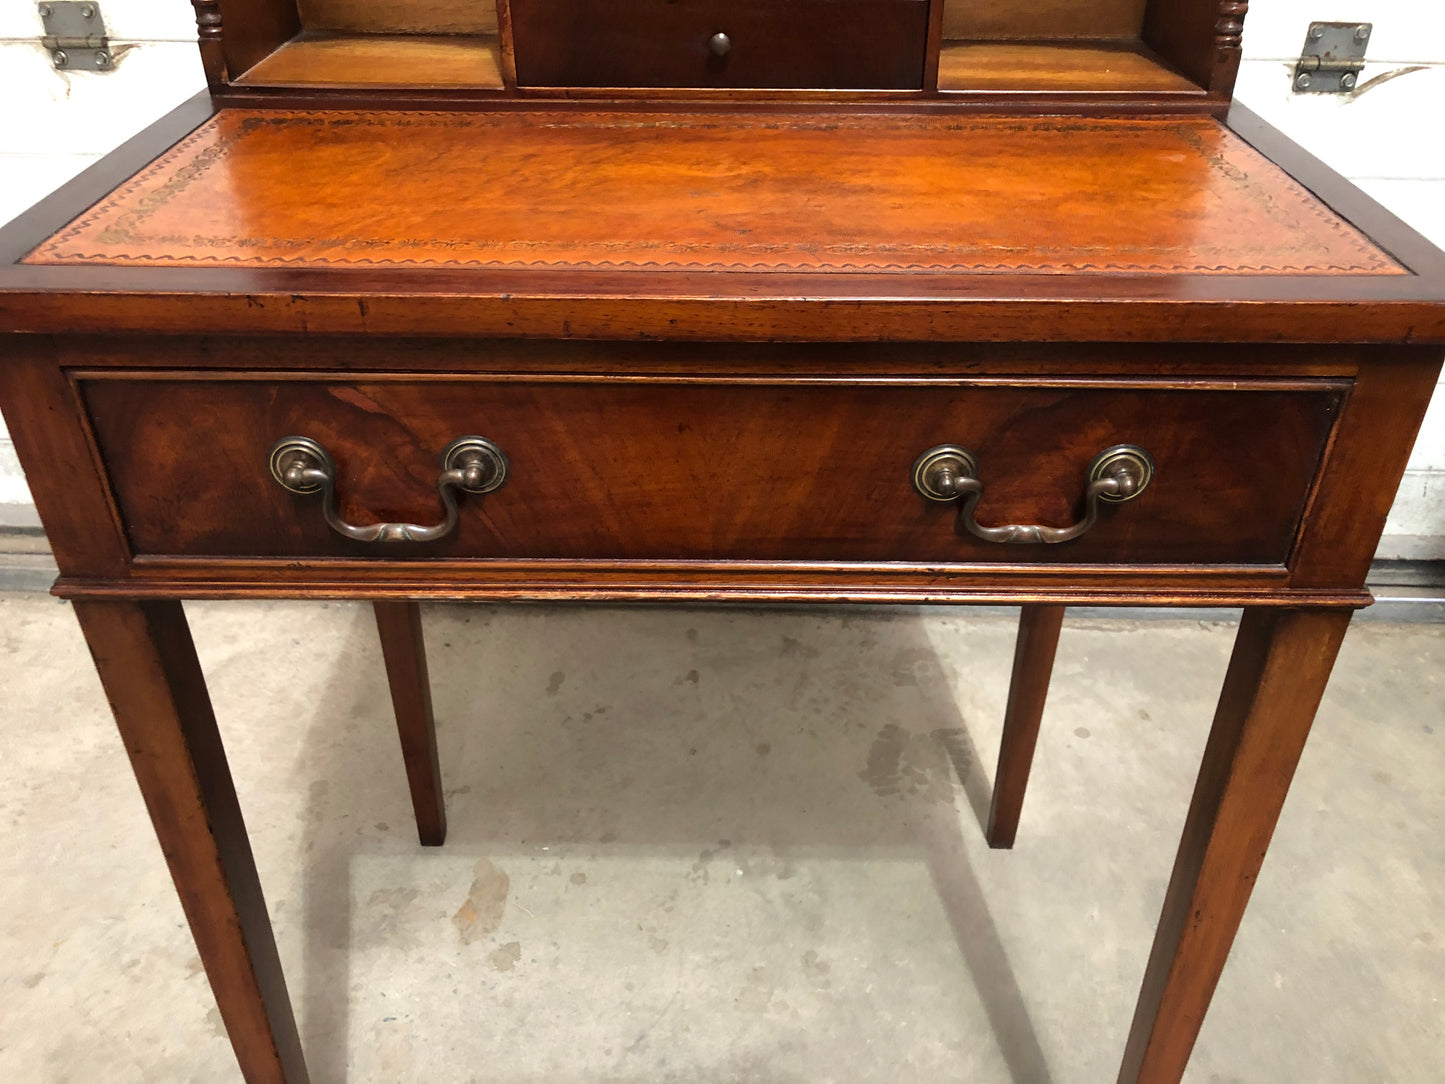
(1295, 72, 1311, 89)
(94, 49, 110, 67)
(1340, 71, 1357, 90)
(80, 4, 94, 17)
(38, 2, 52, 16)
(1310, 25, 1325, 39)
(1355, 25, 1370, 41)
(52, 48, 68, 68)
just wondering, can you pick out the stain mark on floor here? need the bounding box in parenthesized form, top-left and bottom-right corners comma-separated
(452, 858, 510, 945)
(802, 949, 832, 989)
(488, 941, 522, 972)
(860, 724, 962, 804)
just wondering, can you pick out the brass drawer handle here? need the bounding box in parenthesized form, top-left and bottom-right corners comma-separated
(911, 444, 1154, 544)
(268, 436, 508, 543)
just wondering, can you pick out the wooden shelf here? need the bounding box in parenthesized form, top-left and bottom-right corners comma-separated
(237, 32, 504, 89)
(937, 42, 1200, 94)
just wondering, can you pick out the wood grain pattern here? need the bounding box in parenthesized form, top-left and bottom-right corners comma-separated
(941, 0, 1147, 40)
(72, 599, 310, 1084)
(509, 0, 929, 89)
(215, 0, 301, 82)
(0, 338, 130, 579)
(78, 375, 1343, 565)
(1289, 350, 1445, 589)
(1144, 0, 1244, 97)
(61, 576, 1370, 610)
(938, 42, 1199, 93)
(291, 0, 1162, 42)
(987, 603, 1065, 848)
(373, 601, 446, 846)
(298, 0, 499, 35)
(237, 32, 504, 88)
(1118, 606, 1351, 1083)
(24, 110, 1402, 276)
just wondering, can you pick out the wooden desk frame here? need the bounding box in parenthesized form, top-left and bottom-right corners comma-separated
(2, 44, 1444, 1081)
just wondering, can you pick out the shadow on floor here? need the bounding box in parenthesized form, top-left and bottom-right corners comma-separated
(290, 601, 1053, 1083)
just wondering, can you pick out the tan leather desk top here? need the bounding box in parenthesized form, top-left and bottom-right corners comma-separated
(26, 109, 1402, 276)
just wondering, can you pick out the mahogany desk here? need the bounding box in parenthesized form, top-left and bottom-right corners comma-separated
(3, 12, 1445, 1083)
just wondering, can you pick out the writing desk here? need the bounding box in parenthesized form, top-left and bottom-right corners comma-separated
(2, 2, 1444, 1080)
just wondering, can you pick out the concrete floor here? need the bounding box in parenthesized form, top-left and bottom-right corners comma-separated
(0, 594, 1441, 1083)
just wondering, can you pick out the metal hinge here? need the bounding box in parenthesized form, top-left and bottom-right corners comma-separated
(1295, 21, 1371, 93)
(37, 1, 113, 72)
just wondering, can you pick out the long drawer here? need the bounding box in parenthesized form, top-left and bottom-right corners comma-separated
(508, 0, 930, 89)
(77, 374, 1342, 566)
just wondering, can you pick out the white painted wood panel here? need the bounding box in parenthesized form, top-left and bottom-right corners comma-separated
(0, 41, 205, 156)
(0, 151, 102, 227)
(1242, 1, 1445, 63)
(0, 0, 199, 44)
(1234, 63, 1445, 181)
(1356, 180, 1445, 249)
(1381, 473, 1445, 558)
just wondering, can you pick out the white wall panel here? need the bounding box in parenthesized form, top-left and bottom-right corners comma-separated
(1356, 179, 1445, 249)
(0, 151, 101, 227)
(0, 41, 205, 156)
(1234, 63, 1445, 181)
(0, 0, 199, 44)
(1380, 473, 1445, 558)
(0, 438, 39, 527)
(1242, 1, 1445, 63)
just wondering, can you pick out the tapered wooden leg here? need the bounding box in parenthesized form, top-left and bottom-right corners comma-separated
(373, 601, 446, 846)
(1118, 607, 1352, 1084)
(72, 600, 309, 1084)
(986, 603, 1066, 849)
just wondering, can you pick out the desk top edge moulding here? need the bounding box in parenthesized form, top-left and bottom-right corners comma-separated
(1, 1, 1444, 1083)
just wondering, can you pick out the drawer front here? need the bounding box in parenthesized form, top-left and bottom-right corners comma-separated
(509, 0, 930, 89)
(79, 376, 1341, 566)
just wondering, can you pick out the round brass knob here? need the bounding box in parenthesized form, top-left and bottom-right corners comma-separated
(912, 445, 977, 502)
(1087, 445, 1154, 503)
(440, 436, 508, 495)
(709, 32, 732, 57)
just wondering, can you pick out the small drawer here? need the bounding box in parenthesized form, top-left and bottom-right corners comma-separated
(508, 0, 930, 89)
(78, 374, 1343, 568)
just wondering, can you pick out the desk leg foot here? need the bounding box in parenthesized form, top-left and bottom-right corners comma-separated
(73, 600, 309, 1084)
(986, 603, 1065, 849)
(373, 601, 447, 846)
(1117, 607, 1351, 1084)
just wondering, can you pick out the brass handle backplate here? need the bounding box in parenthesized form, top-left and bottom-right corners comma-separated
(268, 435, 507, 543)
(911, 443, 1154, 544)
